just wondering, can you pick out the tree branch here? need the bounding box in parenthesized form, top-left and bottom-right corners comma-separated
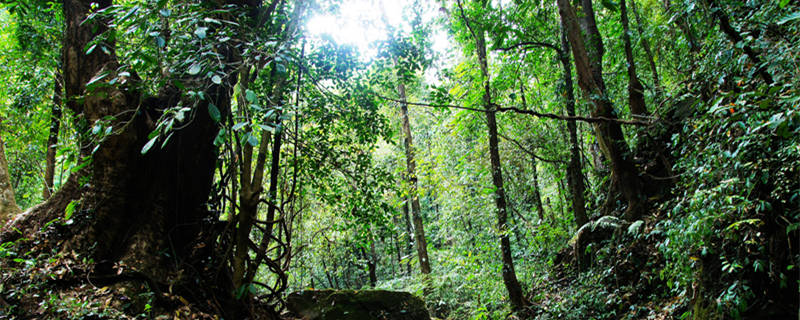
(455, 0, 480, 45)
(495, 104, 652, 125)
(372, 93, 653, 126)
(496, 131, 566, 164)
(494, 41, 562, 55)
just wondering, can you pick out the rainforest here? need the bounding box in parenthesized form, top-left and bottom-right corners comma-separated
(0, 0, 798, 319)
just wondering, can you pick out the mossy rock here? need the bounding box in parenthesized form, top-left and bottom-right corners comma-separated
(286, 289, 430, 320)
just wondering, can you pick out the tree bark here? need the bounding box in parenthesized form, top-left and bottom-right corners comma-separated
(43, 71, 62, 199)
(402, 199, 414, 275)
(620, 0, 648, 116)
(0, 134, 20, 224)
(559, 23, 589, 227)
(577, 0, 605, 87)
(397, 82, 432, 275)
(557, 0, 646, 220)
(0, 0, 259, 316)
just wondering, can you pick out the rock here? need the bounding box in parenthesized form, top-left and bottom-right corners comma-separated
(286, 289, 430, 320)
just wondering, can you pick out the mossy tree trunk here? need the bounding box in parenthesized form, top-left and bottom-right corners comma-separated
(0, 0, 261, 316)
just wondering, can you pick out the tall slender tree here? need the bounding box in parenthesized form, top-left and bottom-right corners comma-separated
(43, 71, 61, 199)
(398, 81, 432, 275)
(558, 23, 589, 226)
(378, 4, 433, 276)
(455, 0, 528, 311)
(620, 0, 648, 116)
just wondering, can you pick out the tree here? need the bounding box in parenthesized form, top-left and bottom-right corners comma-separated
(620, 0, 648, 116)
(0, 132, 20, 223)
(558, 23, 589, 227)
(2, 0, 272, 316)
(42, 71, 61, 199)
(556, 0, 646, 220)
(454, 0, 528, 311)
(397, 80, 433, 275)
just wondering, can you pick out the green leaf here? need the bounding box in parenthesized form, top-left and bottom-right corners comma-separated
(246, 89, 257, 103)
(86, 72, 110, 87)
(85, 43, 97, 55)
(203, 17, 221, 25)
(275, 63, 287, 76)
(64, 200, 78, 220)
(141, 136, 158, 154)
(787, 222, 800, 234)
(232, 122, 248, 131)
(258, 124, 275, 133)
(779, 0, 790, 8)
(194, 27, 208, 39)
(628, 220, 645, 236)
(777, 12, 800, 25)
(601, 0, 618, 11)
(208, 102, 221, 122)
(156, 36, 165, 48)
(188, 64, 202, 75)
(213, 128, 226, 146)
(119, 5, 140, 23)
(725, 218, 762, 231)
(211, 75, 222, 84)
(161, 132, 174, 148)
(247, 134, 259, 146)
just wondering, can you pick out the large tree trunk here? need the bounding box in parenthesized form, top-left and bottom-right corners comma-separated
(397, 82, 432, 275)
(60, 0, 226, 273)
(559, 23, 589, 227)
(620, 0, 648, 116)
(557, 0, 646, 220)
(0, 0, 254, 316)
(0, 134, 20, 224)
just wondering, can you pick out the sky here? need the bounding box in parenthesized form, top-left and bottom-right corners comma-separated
(305, 0, 453, 87)
(305, 0, 451, 62)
